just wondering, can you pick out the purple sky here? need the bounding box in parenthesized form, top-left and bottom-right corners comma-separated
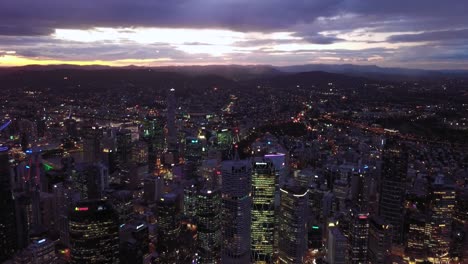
(0, 0, 467, 68)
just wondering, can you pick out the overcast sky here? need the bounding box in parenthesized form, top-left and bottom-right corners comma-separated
(0, 0, 467, 69)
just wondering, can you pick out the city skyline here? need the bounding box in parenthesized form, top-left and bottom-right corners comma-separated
(1, 1, 467, 69)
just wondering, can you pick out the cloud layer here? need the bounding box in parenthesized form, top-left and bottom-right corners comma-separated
(0, 0, 467, 68)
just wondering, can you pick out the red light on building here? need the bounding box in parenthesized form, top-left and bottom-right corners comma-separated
(358, 214, 368, 220)
(75, 207, 89, 211)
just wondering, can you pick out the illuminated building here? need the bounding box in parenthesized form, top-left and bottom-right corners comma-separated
(349, 210, 369, 264)
(143, 176, 164, 203)
(308, 224, 323, 250)
(251, 158, 277, 263)
(278, 183, 308, 264)
(0, 146, 17, 261)
(120, 222, 149, 264)
(368, 216, 392, 264)
(82, 126, 103, 163)
(405, 213, 427, 261)
(116, 128, 132, 165)
(13, 238, 57, 264)
(196, 188, 222, 264)
(140, 116, 165, 172)
(157, 192, 181, 263)
(378, 140, 408, 243)
(69, 200, 120, 263)
(221, 158, 252, 264)
(184, 136, 203, 164)
(183, 183, 197, 219)
(216, 129, 233, 151)
(131, 140, 148, 165)
(327, 227, 348, 264)
(167, 88, 177, 148)
(427, 175, 455, 261)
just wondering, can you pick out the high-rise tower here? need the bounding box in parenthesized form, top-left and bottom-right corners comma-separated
(251, 158, 277, 263)
(278, 183, 308, 264)
(221, 158, 252, 264)
(69, 200, 119, 263)
(0, 146, 17, 261)
(167, 88, 177, 148)
(378, 139, 408, 243)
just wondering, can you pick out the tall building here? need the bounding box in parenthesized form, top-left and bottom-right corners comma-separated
(116, 129, 132, 165)
(157, 192, 181, 263)
(185, 137, 203, 164)
(368, 216, 392, 264)
(167, 88, 177, 148)
(405, 213, 427, 262)
(327, 227, 348, 264)
(119, 221, 149, 264)
(221, 158, 252, 264)
(13, 238, 57, 264)
(0, 146, 17, 261)
(251, 158, 277, 263)
(378, 140, 408, 243)
(278, 183, 308, 264)
(427, 175, 456, 260)
(196, 188, 222, 264)
(69, 200, 120, 263)
(348, 211, 369, 264)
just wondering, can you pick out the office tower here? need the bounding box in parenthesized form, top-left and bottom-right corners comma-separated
(183, 183, 197, 219)
(427, 175, 456, 261)
(13, 238, 57, 264)
(69, 200, 120, 263)
(196, 188, 222, 264)
(82, 163, 109, 199)
(131, 140, 148, 165)
(143, 176, 164, 203)
(327, 227, 348, 264)
(405, 213, 427, 262)
(82, 126, 102, 163)
(116, 129, 132, 165)
(64, 118, 78, 138)
(348, 211, 369, 264)
(368, 216, 392, 264)
(221, 158, 252, 264)
(157, 192, 181, 262)
(120, 222, 149, 264)
(216, 128, 233, 151)
(308, 225, 323, 250)
(0, 146, 17, 261)
(278, 184, 308, 264)
(378, 140, 408, 243)
(351, 169, 370, 212)
(251, 158, 277, 263)
(167, 88, 177, 148)
(185, 137, 203, 164)
(333, 179, 348, 212)
(141, 116, 165, 173)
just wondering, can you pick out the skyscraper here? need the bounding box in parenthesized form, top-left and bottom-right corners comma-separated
(427, 175, 456, 261)
(221, 158, 252, 264)
(368, 216, 392, 264)
(278, 183, 308, 264)
(348, 211, 369, 264)
(0, 146, 17, 261)
(157, 192, 181, 263)
(196, 188, 222, 264)
(251, 158, 277, 263)
(69, 200, 120, 263)
(378, 140, 408, 243)
(327, 227, 348, 264)
(167, 88, 177, 148)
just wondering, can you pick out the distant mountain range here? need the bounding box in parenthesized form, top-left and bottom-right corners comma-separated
(1, 63, 467, 81)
